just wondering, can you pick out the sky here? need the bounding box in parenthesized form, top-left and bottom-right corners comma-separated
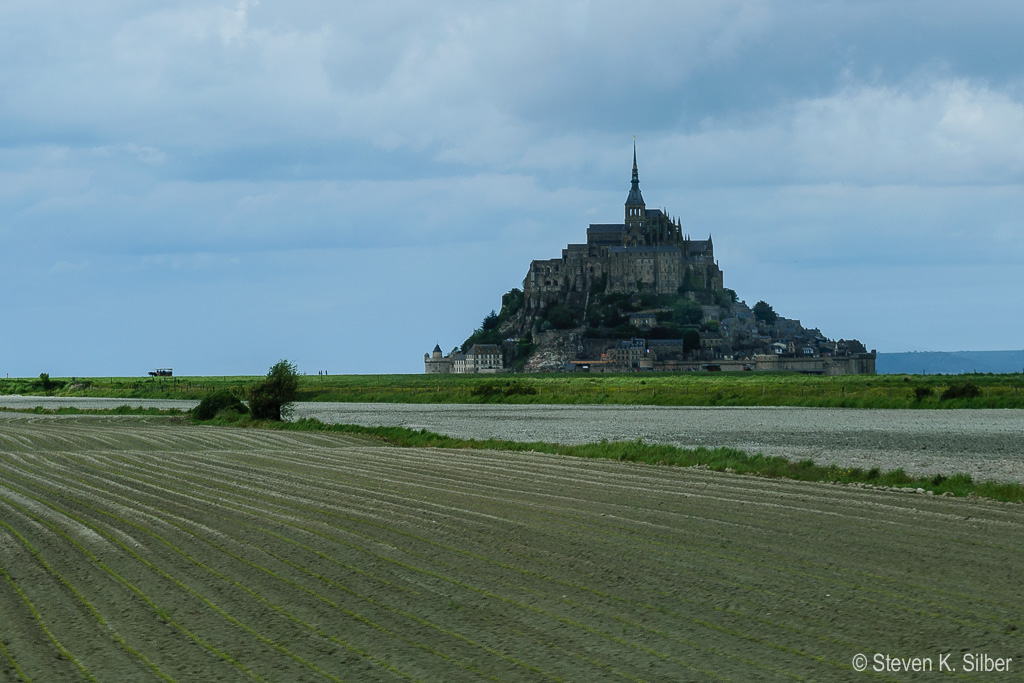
(2, 1, 1023, 377)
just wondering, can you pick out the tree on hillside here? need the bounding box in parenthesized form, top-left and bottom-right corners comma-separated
(500, 288, 524, 316)
(544, 303, 578, 330)
(715, 288, 738, 307)
(672, 299, 704, 326)
(249, 360, 300, 421)
(482, 309, 501, 331)
(753, 300, 777, 325)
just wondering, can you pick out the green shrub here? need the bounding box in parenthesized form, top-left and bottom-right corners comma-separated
(500, 288, 525, 316)
(37, 373, 65, 392)
(545, 303, 578, 330)
(471, 381, 538, 400)
(672, 299, 703, 326)
(913, 386, 934, 401)
(193, 390, 247, 420)
(249, 360, 300, 421)
(941, 382, 981, 400)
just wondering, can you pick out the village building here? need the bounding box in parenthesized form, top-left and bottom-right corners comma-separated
(423, 344, 452, 374)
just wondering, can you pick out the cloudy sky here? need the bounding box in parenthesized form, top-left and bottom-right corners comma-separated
(2, 1, 1022, 377)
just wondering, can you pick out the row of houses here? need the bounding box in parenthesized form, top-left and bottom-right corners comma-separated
(567, 336, 875, 374)
(621, 299, 857, 362)
(424, 344, 503, 374)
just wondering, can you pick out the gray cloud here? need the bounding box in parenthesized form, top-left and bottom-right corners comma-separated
(2, 0, 1022, 375)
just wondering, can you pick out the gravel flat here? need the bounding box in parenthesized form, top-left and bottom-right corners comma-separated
(4, 396, 1023, 482)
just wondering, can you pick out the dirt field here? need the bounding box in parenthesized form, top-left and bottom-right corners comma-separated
(1, 413, 1021, 681)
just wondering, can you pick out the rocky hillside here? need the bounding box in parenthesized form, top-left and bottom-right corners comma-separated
(459, 282, 866, 372)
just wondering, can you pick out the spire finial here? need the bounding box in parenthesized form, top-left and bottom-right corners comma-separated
(631, 137, 639, 185)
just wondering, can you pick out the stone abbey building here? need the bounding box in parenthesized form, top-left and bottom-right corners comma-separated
(425, 145, 875, 375)
(523, 145, 724, 315)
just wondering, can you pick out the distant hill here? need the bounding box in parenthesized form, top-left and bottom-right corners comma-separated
(877, 350, 1024, 375)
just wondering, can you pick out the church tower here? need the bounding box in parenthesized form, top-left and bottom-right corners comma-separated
(624, 142, 646, 244)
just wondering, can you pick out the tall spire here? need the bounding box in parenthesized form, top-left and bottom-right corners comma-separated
(626, 139, 645, 209)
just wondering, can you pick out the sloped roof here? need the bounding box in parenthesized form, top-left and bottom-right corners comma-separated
(468, 344, 501, 355)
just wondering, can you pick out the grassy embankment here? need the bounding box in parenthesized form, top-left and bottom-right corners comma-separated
(4, 371, 1024, 408)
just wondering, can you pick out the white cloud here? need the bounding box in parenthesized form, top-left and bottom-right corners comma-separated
(790, 80, 1024, 184)
(221, 0, 257, 45)
(651, 78, 1024, 188)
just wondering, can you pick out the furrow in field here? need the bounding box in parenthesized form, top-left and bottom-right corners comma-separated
(0, 498, 180, 681)
(4, 417, 1022, 681)
(3, 450, 576, 681)
(44, 444, 872, 679)
(157, 444, 1024, 671)
(25, 448, 782, 683)
(153, 438, 1024, 630)
(0, 524, 94, 682)
(0, 466, 416, 682)
(24, 451, 676, 681)
(74, 438, 1024, 667)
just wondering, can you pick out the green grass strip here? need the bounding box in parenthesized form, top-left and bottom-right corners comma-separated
(7, 371, 1024, 409)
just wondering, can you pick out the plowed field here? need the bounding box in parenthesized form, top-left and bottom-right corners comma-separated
(1, 414, 1021, 681)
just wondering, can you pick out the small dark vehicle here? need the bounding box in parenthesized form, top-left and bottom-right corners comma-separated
(148, 368, 173, 377)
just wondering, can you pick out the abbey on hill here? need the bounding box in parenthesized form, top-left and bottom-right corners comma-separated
(524, 144, 724, 314)
(427, 146, 875, 375)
